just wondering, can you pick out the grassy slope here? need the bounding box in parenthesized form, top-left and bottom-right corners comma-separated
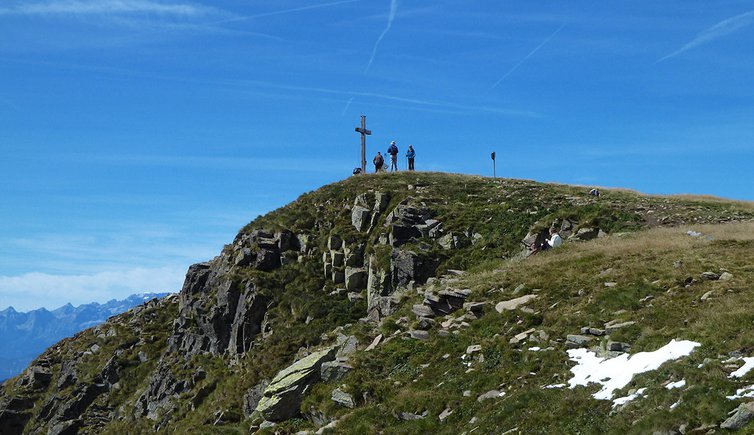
(304, 222, 754, 434)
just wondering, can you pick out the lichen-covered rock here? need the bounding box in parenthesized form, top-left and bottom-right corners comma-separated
(255, 347, 337, 421)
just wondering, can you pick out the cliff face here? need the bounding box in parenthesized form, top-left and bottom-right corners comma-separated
(1, 173, 753, 434)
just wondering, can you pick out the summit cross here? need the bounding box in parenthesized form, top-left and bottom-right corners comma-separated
(354, 115, 371, 174)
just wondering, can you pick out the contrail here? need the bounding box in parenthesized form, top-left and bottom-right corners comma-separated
(491, 23, 566, 89)
(657, 10, 754, 63)
(205, 0, 360, 26)
(341, 97, 355, 116)
(365, 0, 398, 73)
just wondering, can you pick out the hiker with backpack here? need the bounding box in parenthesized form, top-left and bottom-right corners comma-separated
(373, 152, 385, 173)
(387, 141, 399, 172)
(406, 145, 415, 171)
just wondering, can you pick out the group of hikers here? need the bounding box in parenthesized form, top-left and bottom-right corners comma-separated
(372, 141, 415, 173)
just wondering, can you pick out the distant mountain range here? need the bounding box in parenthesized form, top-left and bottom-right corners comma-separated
(0, 293, 170, 381)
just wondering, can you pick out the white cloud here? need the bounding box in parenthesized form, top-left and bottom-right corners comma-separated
(0, 0, 210, 16)
(658, 10, 754, 62)
(0, 267, 185, 311)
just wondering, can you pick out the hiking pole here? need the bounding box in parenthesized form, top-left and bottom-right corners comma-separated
(491, 151, 496, 180)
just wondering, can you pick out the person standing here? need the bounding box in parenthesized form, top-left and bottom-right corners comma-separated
(373, 152, 384, 173)
(387, 141, 399, 172)
(406, 145, 415, 171)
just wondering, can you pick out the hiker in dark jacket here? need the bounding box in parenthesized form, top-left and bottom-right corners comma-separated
(387, 141, 399, 172)
(406, 145, 416, 171)
(373, 152, 384, 173)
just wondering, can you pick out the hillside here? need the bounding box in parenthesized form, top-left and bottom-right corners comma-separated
(1, 173, 753, 434)
(0, 294, 170, 382)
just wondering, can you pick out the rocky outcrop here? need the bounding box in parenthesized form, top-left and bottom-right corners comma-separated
(391, 249, 439, 289)
(135, 362, 192, 420)
(255, 347, 337, 421)
(168, 262, 268, 357)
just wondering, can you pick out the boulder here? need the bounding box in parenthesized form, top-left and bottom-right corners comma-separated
(412, 304, 435, 318)
(255, 347, 337, 421)
(721, 402, 754, 430)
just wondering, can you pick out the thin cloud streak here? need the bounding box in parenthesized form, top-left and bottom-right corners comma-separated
(341, 96, 355, 116)
(657, 10, 754, 62)
(491, 23, 566, 89)
(0, 0, 209, 16)
(204, 0, 359, 26)
(365, 0, 398, 72)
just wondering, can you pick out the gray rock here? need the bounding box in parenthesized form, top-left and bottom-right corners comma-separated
(608, 341, 631, 352)
(701, 271, 720, 280)
(495, 294, 538, 313)
(351, 206, 372, 232)
(399, 411, 428, 421)
(477, 390, 504, 402)
(331, 389, 355, 408)
(409, 330, 429, 341)
(438, 233, 459, 250)
(566, 335, 594, 347)
(439, 408, 453, 422)
(374, 192, 390, 212)
(604, 320, 636, 333)
(336, 335, 359, 359)
(424, 289, 471, 316)
(391, 249, 440, 289)
(255, 347, 337, 421)
(412, 304, 435, 318)
(721, 402, 754, 430)
(416, 317, 436, 330)
(720, 272, 734, 281)
(321, 361, 353, 382)
(243, 380, 270, 418)
(580, 327, 606, 336)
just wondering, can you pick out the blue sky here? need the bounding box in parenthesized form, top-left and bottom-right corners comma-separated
(1, 0, 753, 310)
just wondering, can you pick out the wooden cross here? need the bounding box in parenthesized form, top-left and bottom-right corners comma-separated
(354, 115, 371, 174)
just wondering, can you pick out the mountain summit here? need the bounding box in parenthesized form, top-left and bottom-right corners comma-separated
(1, 173, 753, 434)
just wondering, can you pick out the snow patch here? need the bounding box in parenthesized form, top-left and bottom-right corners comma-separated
(727, 384, 754, 400)
(612, 387, 646, 408)
(567, 339, 700, 400)
(666, 379, 686, 390)
(544, 383, 565, 389)
(730, 357, 754, 378)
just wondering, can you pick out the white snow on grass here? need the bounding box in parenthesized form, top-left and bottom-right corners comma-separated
(730, 357, 754, 378)
(567, 339, 701, 401)
(666, 379, 686, 390)
(727, 385, 754, 400)
(544, 383, 565, 389)
(612, 387, 647, 408)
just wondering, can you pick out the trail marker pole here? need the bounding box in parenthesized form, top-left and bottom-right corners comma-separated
(491, 151, 496, 179)
(354, 115, 371, 174)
